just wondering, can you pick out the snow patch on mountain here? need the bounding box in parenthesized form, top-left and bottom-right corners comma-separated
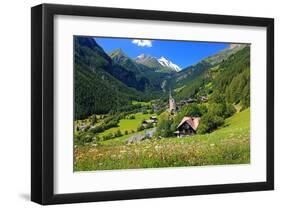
(157, 56, 181, 72)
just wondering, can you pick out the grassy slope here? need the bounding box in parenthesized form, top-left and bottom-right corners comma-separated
(99, 128, 153, 146)
(132, 100, 151, 106)
(167, 108, 250, 144)
(74, 109, 250, 171)
(98, 112, 156, 137)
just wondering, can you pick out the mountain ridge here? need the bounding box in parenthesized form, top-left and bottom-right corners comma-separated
(135, 54, 180, 73)
(173, 43, 248, 89)
(75, 37, 249, 119)
(74, 36, 151, 119)
(109, 48, 172, 93)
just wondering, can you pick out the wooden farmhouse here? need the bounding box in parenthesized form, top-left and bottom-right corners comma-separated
(175, 117, 200, 137)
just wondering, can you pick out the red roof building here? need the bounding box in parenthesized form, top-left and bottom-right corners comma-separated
(175, 117, 200, 137)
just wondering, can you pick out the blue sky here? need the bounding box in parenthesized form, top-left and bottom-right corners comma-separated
(95, 37, 229, 69)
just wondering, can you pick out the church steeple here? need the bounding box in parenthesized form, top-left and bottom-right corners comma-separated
(169, 90, 176, 114)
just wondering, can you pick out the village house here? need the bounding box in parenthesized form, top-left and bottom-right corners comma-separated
(150, 116, 157, 122)
(152, 104, 160, 112)
(76, 124, 88, 131)
(177, 98, 197, 108)
(142, 116, 157, 127)
(186, 98, 197, 103)
(174, 116, 200, 137)
(143, 119, 155, 125)
(198, 95, 208, 102)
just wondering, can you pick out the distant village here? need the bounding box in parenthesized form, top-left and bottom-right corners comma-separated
(141, 92, 208, 138)
(75, 91, 208, 144)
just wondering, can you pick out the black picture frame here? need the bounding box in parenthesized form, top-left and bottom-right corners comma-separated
(31, 3, 274, 205)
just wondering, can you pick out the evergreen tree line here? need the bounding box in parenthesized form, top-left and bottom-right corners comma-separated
(175, 46, 250, 110)
(74, 36, 150, 119)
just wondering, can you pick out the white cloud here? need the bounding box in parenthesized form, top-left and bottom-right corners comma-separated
(132, 39, 152, 47)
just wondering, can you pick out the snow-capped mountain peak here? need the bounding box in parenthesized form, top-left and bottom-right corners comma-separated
(157, 56, 181, 72)
(136, 54, 146, 59)
(135, 54, 181, 72)
(136, 54, 154, 62)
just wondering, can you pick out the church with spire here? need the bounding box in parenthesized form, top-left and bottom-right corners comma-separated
(169, 90, 177, 114)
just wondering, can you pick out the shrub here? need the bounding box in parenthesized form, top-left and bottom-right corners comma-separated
(91, 114, 97, 125)
(146, 123, 154, 129)
(128, 114, 135, 119)
(209, 90, 225, 104)
(185, 103, 207, 117)
(225, 103, 236, 117)
(208, 102, 236, 119)
(84, 125, 90, 131)
(142, 109, 148, 114)
(114, 129, 122, 138)
(197, 113, 224, 134)
(90, 116, 119, 134)
(137, 125, 145, 132)
(208, 103, 225, 118)
(156, 112, 174, 137)
(103, 133, 114, 140)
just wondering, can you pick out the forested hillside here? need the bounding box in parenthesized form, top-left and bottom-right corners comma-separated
(172, 44, 246, 90)
(74, 37, 146, 119)
(175, 46, 250, 109)
(109, 49, 171, 92)
(75, 36, 249, 120)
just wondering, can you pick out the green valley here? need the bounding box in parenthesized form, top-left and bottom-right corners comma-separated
(74, 36, 250, 171)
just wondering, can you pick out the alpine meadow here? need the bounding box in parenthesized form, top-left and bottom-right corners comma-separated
(74, 36, 250, 171)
